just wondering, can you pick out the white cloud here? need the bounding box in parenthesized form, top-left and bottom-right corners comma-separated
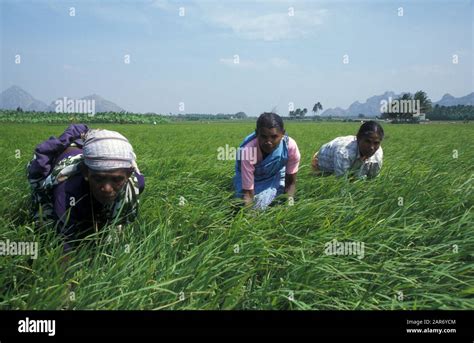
(206, 8, 328, 41)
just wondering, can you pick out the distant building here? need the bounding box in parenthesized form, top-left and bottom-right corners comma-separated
(414, 113, 426, 121)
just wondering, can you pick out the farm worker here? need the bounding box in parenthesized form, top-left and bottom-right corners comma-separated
(234, 112, 301, 210)
(311, 120, 384, 179)
(27, 125, 145, 252)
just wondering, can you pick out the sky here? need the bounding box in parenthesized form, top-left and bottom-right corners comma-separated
(1, 0, 472, 115)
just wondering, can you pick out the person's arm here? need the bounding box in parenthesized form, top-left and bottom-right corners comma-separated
(368, 148, 383, 178)
(285, 173, 297, 201)
(285, 138, 300, 203)
(242, 189, 254, 207)
(240, 145, 256, 207)
(311, 152, 319, 171)
(334, 150, 352, 177)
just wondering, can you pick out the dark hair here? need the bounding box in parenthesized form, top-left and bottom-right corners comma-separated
(357, 120, 384, 140)
(256, 112, 285, 134)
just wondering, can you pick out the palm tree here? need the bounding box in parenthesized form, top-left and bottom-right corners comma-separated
(312, 102, 323, 116)
(414, 90, 432, 114)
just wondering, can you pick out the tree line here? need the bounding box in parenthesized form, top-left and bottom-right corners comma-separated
(289, 102, 323, 118)
(380, 91, 473, 122)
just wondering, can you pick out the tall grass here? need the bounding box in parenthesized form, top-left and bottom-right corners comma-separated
(0, 122, 472, 309)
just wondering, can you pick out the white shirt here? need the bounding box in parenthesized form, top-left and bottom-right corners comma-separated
(317, 135, 383, 178)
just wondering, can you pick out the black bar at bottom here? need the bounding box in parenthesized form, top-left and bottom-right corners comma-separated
(0, 310, 472, 338)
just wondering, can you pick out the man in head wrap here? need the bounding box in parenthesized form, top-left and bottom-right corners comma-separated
(27, 125, 145, 253)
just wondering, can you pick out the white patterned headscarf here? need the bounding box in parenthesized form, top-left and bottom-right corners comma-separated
(83, 129, 136, 171)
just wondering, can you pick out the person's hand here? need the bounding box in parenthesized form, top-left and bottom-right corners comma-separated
(311, 153, 319, 171)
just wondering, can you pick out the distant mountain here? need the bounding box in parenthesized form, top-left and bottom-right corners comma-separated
(322, 91, 400, 117)
(0, 85, 126, 113)
(321, 91, 474, 117)
(49, 94, 125, 113)
(0, 85, 49, 111)
(434, 92, 474, 106)
(320, 107, 346, 117)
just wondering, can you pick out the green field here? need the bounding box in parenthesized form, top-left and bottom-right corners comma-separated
(0, 122, 472, 310)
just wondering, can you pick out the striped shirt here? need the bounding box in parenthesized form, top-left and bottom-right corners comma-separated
(316, 135, 383, 178)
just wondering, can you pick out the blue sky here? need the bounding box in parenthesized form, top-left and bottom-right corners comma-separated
(1, 0, 472, 115)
